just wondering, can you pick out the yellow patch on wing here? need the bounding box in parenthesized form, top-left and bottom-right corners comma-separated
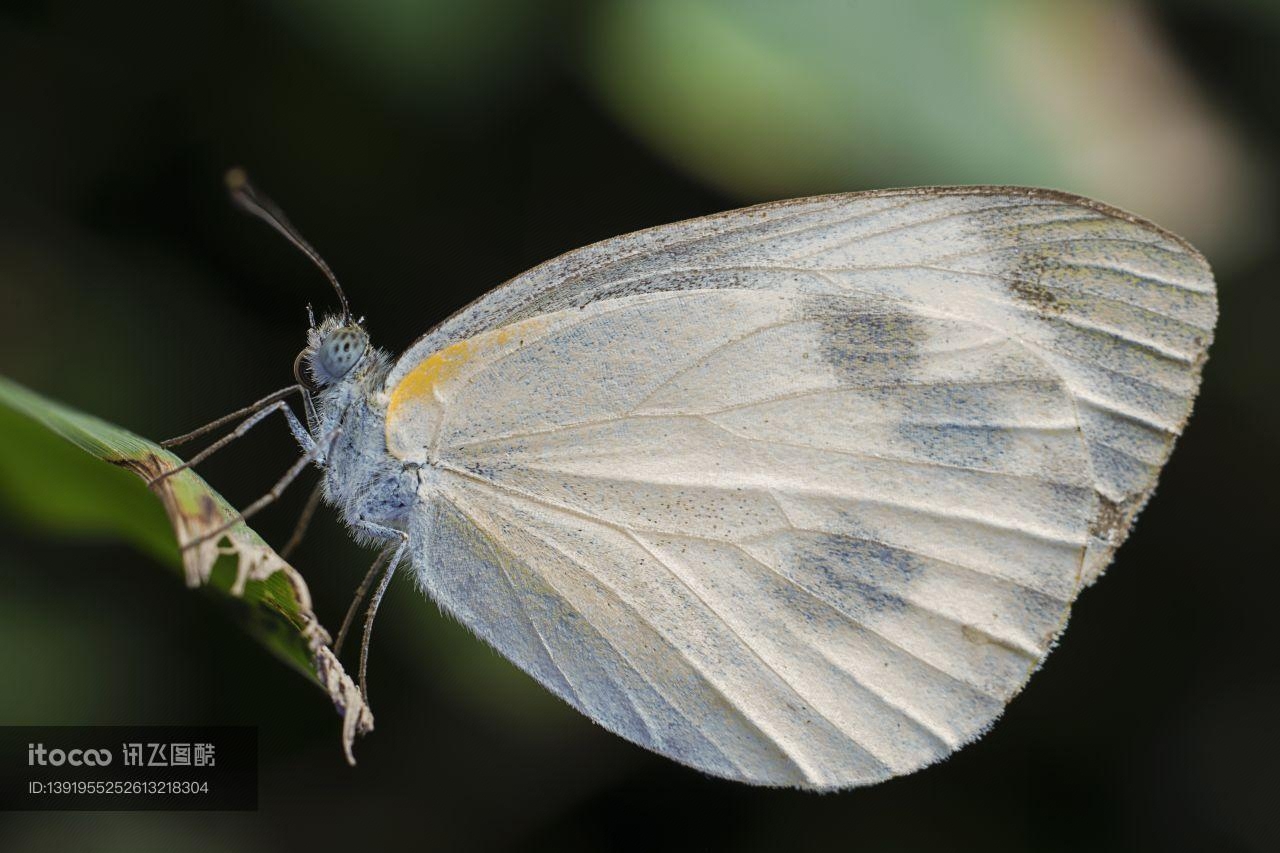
(388, 337, 474, 417)
(386, 317, 547, 454)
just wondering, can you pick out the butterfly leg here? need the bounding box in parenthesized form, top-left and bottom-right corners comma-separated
(359, 534, 408, 703)
(347, 520, 411, 704)
(160, 384, 306, 447)
(150, 392, 314, 487)
(333, 543, 392, 657)
(181, 427, 341, 550)
(280, 477, 326, 559)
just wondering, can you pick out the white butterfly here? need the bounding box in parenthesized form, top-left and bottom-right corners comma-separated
(165, 176, 1215, 789)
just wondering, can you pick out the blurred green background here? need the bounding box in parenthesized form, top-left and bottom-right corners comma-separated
(0, 0, 1277, 850)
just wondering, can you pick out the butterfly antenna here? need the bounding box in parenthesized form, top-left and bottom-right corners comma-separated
(225, 167, 352, 323)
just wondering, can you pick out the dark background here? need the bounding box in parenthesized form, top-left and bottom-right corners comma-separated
(0, 1, 1277, 850)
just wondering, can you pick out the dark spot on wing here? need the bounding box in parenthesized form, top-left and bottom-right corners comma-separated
(805, 296, 925, 385)
(895, 423, 1014, 470)
(788, 533, 923, 615)
(1009, 275, 1063, 314)
(1008, 251, 1066, 315)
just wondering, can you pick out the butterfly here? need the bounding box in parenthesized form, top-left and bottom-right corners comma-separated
(158, 171, 1215, 789)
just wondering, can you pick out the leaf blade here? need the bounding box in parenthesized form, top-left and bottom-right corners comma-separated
(0, 375, 373, 763)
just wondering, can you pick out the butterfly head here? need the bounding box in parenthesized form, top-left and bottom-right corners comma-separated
(222, 169, 374, 390)
(296, 314, 370, 391)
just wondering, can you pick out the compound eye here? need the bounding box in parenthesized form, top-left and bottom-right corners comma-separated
(293, 348, 319, 391)
(316, 328, 367, 380)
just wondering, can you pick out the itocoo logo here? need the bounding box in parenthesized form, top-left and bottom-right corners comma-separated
(27, 743, 113, 766)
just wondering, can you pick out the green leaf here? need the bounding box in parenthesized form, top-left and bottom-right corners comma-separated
(0, 375, 372, 763)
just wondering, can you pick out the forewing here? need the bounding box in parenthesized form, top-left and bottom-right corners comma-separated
(389, 289, 1097, 788)
(390, 187, 1216, 582)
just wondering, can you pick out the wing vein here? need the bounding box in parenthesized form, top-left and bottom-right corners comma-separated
(925, 234, 1173, 265)
(699, 196, 922, 261)
(787, 204, 1101, 262)
(442, 466, 892, 779)
(452, 485, 808, 779)
(721, 538, 1002, 724)
(547, 199, 849, 297)
(463, 500, 588, 713)
(442, 484, 721, 758)
(701, 414, 1084, 486)
(865, 263, 1215, 332)
(740, 526, 1074, 614)
(448, 448, 1087, 551)
(628, 317, 812, 414)
(622, 528, 889, 773)
(448, 378, 1076, 453)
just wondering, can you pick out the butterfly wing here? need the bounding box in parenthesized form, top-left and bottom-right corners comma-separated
(390, 187, 1216, 583)
(387, 286, 1100, 788)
